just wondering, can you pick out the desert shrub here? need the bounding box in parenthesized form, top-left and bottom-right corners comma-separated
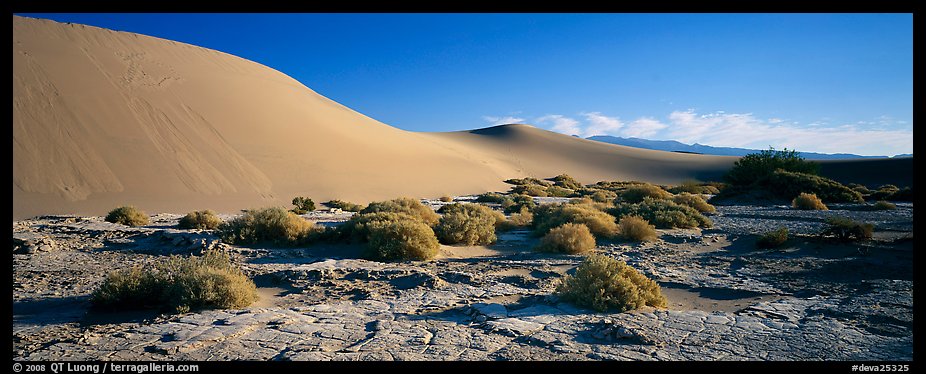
(556, 254, 667, 312)
(511, 184, 549, 197)
(218, 207, 320, 246)
(105, 206, 150, 227)
(475, 192, 508, 204)
(338, 211, 418, 243)
(507, 207, 534, 227)
(551, 173, 583, 190)
(366, 220, 440, 261)
(568, 197, 613, 212)
(888, 187, 913, 202)
(762, 170, 863, 203)
(324, 200, 364, 212)
(725, 147, 820, 186)
(611, 197, 712, 229)
(821, 217, 874, 241)
(672, 193, 716, 213)
(361, 197, 440, 226)
(291, 197, 316, 214)
(847, 183, 872, 196)
(439, 195, 454, 202)
(178, 210, 222, 230)
(504, 177, 552, 187)
(502, 194, 536, 214)
(617, 184, 672, 203)
(434, 203, 497, 245)
(756, 227, 788, 249)
(536, 223, 596, 254)
(590, 190, 618, 203)
(871, 201, 897, 210)
(546, 185, 575, 198)
(533, 203, 618, 238)
(668, 180, 721, 195)
(91, 250, 256, 313)
(618, 215, 657, 242)
(792, 193, 828, 210)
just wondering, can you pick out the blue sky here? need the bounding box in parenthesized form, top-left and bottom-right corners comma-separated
(19, 13, 913, 156)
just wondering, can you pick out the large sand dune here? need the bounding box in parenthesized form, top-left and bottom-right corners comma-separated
(13, 16, 904, 219)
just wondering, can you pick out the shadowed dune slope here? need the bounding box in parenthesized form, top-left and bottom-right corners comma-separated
(15, 16, 905, 219)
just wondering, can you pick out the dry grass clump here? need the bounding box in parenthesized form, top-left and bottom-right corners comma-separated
(551, 173, 583, 190)
(367, 220, 440, 261)
(533, 203, 618, 238)
(672, 193, 716, 213)
(360, 197, 440, 226)
(612, 197, 712, 229)
(792, 192, 828, 210)
(556, 254, 667, 312)
(546, 185, 575, 198)
(822, 217, 874, 242)
(511, 184, 549, 197)
(324, 200, 364, 212)
(434, 203, 497, 245)
(618, 184, 672, 203)
(756, 227, 788, 249)
(475, 192, 508, 204)
(871, 200, 897, 210)
(218, 207, 321, 246)
(91, 250, 257, 313)
(439, 195, 454, 202)
(502, 194, 536, 214)
(105, 206, 150, 227)
(178, 210, 222, 230)
(668, 180, 722, 195)
(618, 215, 657, 242)
(535, 223, 595, 254)
(589, 189, 618, 203)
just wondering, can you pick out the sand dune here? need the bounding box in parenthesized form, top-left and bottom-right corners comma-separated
(13, 16, 903, 219)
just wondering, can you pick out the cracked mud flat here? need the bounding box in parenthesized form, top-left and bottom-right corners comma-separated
(12, 203, 913, 361)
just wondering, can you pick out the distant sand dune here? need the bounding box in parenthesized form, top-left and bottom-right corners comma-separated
(12, 16, 907, 219)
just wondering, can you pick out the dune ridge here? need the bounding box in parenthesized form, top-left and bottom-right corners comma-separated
(14, 16, 904, 219)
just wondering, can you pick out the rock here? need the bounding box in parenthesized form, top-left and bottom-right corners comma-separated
(13, 234, 58, 254)
(471, 303, 507, 320)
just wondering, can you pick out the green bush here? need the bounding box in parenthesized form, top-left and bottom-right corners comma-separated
(765, 170, 863, 203)
(218, 207, 320, 246)
(475, 192, 508, 204)
(178, 210, 222, 230)
(725, 147, 820, 186)
(546, 185, 575, 198)
(668, 181, 721, 195)
(366, 220, 440, 261)
(536, 223, 596, 254)
(611, 197, 712, 229)
(105, 206, 150, 227)
(821, 217, 874, 241)
(361, 197, 440, 226)
(434, 203, 497, 245)
(556, 254, 667, 312)
(618, 184, 672, 203)
(533, 203, 618, 238)
(291, 197, 316, 214)
(756, 227, 788, 249)
(872, 200, 897, 210)
(551, 173, 583, 190)
(502, 194, 536, 214)
(91, 250, 257, 313)
(792, 192, 828, 210)
(618, 215, 657, 242)
(511, 184, 549, 197)
(324, 200, 364, 212)
(672, 193, 716, 213)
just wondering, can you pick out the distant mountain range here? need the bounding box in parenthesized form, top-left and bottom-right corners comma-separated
(587, 136, 912, 160)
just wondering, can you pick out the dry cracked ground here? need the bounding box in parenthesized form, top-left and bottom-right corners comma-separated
(12, 201, 913, 361)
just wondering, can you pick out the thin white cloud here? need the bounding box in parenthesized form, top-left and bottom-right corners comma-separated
(482, 115, 525, 126)
(536, 114, 582, 136)
(537, 109, 911, 156)
(581, 112, 623, 137)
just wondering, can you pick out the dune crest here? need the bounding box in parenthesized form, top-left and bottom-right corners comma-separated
(13, 16, 739, 219)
